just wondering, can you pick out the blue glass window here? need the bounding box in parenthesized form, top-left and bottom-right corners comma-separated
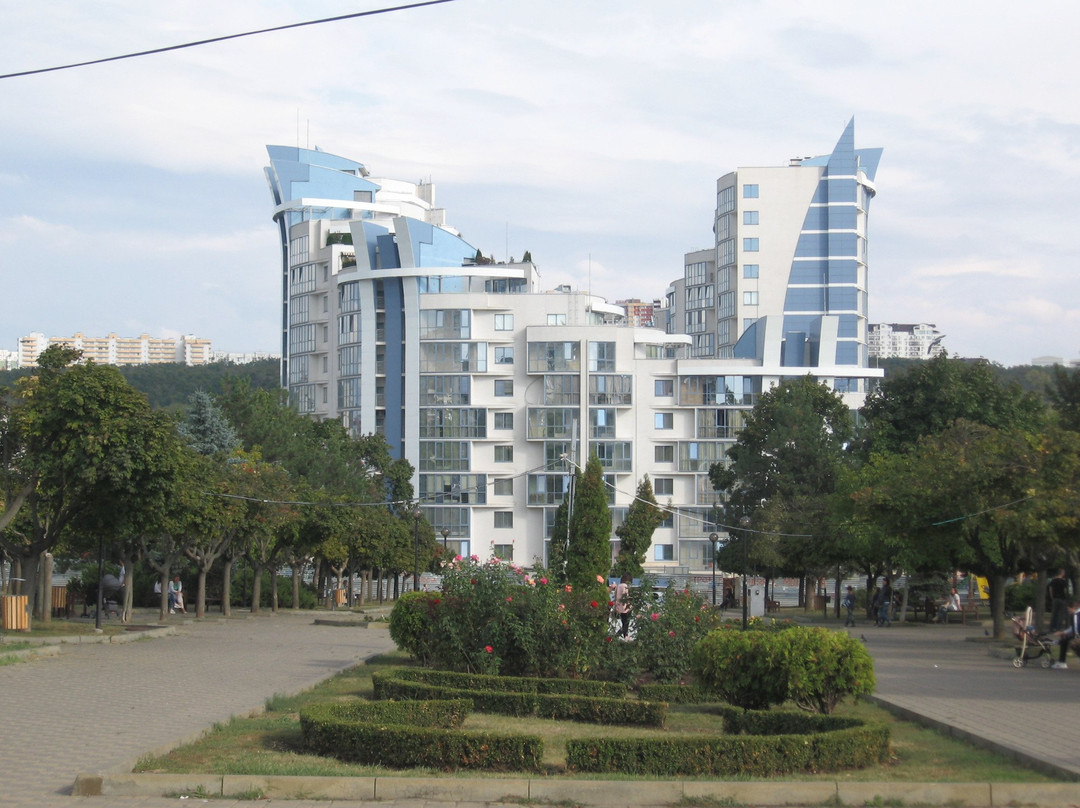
(827, 287, 858, 311)
(743, 238, 759, 252)
(743, 211, 759, 225)
(743, 264, 759, 279)
(743, 184, 759, 198)
(785, 288, 825, 312)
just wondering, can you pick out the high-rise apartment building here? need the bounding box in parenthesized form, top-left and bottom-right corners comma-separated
(668, 119, 882, 387)
(868, 323, 945, 360)
(264, 140, 883, 573)
(17, 332, 212, 368)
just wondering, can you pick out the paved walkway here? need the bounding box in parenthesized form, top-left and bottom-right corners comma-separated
(0, 611, 1076, 808)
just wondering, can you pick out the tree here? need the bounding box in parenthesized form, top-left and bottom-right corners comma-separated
(177, 390, 239, 456)
(565, 454, 612, 589)
(859, 355, 1044, 457)
(614, 475, 662, 579)
(547, 497, 570, 583)
(0, 346, 178, 619)
(853, 421, 1080, 638)
(709, 376, 853, 586)
(1047, 364, 1080, 432)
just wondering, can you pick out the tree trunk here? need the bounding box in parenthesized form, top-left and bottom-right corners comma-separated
(291, 563, 302, 609)
(270, 568, 279, 613)
(17, 550, 41, 621)
(118, 554, 135, 624)
(989, 572, 1009, 640)
(196, 567, 208, 619)
(250, 562, 264, 614)
(221, 556, 233, 617)
(159, 573, 170, 621)
(40, 552, 53, 624)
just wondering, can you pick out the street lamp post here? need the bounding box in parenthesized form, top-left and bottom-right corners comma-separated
(709, 532, 719, 606)
(740, 515, 751, 630)
(412, 507, 422, 592)
(441, 527, 450, 551)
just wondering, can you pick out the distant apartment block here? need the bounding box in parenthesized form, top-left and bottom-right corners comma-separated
(0, 349, 17, 370)
(213, 351, 279, 364)
(616, 298, 658, 328)
(18, 332, 213, 368)
(868, 323, 945, 360)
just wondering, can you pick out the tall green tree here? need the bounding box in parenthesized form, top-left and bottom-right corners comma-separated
(859, 355, 1044, 457)
(1047, 364, 1080, 432)
(614, 475, 663, 579)
(709, 376, 853, 581)
(565, 454, 612, 590)
(0, 346, 178, 618)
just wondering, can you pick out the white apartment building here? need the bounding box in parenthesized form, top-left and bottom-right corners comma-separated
(868, 323, 945, 360)
(265, 144, 883, 574)
(17, 332, 213, 368)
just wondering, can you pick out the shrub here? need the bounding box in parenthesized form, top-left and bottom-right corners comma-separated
(691, 629, 790, 710)
(630, 582, 718, 684)
(300, 698, 541, 771)
(691, 626, 875, 713)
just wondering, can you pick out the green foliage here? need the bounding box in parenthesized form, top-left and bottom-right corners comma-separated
(566, 719, 890, 775)
(691, 625, 874, 713)
(371, 669, 663, 726)
(1005, 579, 1037, 613)
(614, 475, 663, 579)
(177, 391, 239, 456)
(631, 583, 718, 684)
(565, 454, 612, 591)
(300, 698, 542, 771)
(859, 355, 1045, 457)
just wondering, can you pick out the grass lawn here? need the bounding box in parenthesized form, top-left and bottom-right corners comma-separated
(1, 619, 127, 640)
(134, 652, 1059, 783)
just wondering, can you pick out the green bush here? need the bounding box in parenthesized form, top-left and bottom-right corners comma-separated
(566, 720, 889, 776)
(300, 698, 541, 771)
(691, 629, 790, 710)
(636, 683, 718, 704)
(388, 591, 439, 664)
(690, 626, 875, 714)
(630, 583, 718, 684)
(1005, 579, 1037, 613)
(379, 666, 627, 698)
(372, 669, 664, 726)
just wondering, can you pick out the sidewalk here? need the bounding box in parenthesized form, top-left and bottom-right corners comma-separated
(0, 610, 1076, 808)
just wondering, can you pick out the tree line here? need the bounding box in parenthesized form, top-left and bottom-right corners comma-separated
(0, 347, 434, 622)
(708, 356, 1080, 639)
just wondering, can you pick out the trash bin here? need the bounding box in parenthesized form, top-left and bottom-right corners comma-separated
(334, 588, 347, 606)
(2, 595, 30, 631)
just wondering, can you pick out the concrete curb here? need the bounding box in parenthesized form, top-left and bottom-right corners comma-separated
(70, 773, 1080, 805)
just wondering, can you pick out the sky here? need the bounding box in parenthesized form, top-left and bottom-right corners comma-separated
(1, 1, 1079, 367)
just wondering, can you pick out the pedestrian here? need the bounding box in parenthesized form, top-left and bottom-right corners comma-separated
(1048, 569, 1070, 632)
(168, 575, 186, 615)
(1051, 598, 1080, 670)
(842, 585, 857, 627)
(610, 573, 631, 638)
(878, 577, 893, 627)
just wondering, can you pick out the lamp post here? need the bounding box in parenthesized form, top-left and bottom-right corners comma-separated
(709, 532, 719, 606)
(740, 515, 751, 630)
(441, 527, 450, 551)
(412, 507, 422, 592)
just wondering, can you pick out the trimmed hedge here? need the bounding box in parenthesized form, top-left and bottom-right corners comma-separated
(373, 669, 666, 727)
(383, 666, 627, 698)
(636, 683, 718, 704)
(567, 713, 890, 776)
(300, 698, 542, 772)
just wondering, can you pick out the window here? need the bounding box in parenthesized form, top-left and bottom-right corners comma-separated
(547, 313, 566, 326)
(743, 238, 759, 252)
(743, 210, 759, 225)
(743, 291, 759, 305)
(654, 379, 674, 397)
(493, 412, 514, 430)
(590, 407, 616, 438)
(743, 183, 759, 198)
(494, 445, 514, 462)
(743, 264, 759, 279)
(494, 511, 514, 529)
(654, 445, 674, 463)
(494, 379, 514, 397)
(588, 341, 615, 372)
(493, 544, 513, 560)
(419, 309, 470, 339)
(654, 544, 674, 561)
(685, 261, 708, 285)
(654, 412, 673, 430)
(494, 346, 514, 365)
(653, 478, 674, 496)
(717, 186, 735, 214)
(493, 478, 514, 495)
(494, 314, 514, 331)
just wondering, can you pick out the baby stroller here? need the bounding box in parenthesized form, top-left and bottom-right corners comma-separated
(1012, 606, 1055, 668)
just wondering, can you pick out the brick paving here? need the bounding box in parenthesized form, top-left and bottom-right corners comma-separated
(0, 610, 1076, 808)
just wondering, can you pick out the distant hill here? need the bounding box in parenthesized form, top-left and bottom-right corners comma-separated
(0, 358, 281, 412)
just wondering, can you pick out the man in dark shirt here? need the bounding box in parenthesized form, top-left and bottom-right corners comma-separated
(1048, 569, 1070, 632)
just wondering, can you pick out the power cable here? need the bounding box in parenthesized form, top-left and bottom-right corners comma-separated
(0, 0, 458, 80)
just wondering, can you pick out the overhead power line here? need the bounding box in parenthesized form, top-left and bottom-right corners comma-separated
(0, 0, 458, 80)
